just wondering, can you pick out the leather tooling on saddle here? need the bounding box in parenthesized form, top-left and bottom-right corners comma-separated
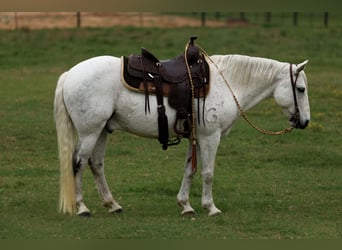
(121, 37, 210, 150)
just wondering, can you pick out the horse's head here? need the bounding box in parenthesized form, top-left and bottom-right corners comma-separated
(274, 60, 310, 129)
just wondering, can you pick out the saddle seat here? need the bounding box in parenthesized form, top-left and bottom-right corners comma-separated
(121, 37, 210, 150)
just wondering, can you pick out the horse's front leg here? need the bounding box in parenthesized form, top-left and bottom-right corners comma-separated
(176, 141, 199, 215)
(198, 132, 222, 216)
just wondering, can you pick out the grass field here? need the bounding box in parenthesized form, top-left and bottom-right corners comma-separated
(0, 20, 341, 239)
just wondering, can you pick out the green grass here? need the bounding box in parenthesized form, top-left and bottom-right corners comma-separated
(0, 22, 341, 239)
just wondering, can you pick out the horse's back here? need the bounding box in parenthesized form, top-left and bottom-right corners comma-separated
(67, 55, 120, 79)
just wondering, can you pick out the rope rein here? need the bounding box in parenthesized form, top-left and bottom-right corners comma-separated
(184, 41, 198, 171)
(198, 46, 294, 136)
(184, 43, 197, 143)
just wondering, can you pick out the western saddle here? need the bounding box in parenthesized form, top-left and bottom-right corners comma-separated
(122, 37, 209, 150)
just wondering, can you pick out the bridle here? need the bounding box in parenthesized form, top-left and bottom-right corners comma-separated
(289, 64, 301, 128)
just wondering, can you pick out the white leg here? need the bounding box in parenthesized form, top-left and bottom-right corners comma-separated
(74, 153, 91, 216)
(74, 133, 102, 216)
(198, 132, 222, 216)
(89, 130, 122, 214)
(177, 141, 198, 215)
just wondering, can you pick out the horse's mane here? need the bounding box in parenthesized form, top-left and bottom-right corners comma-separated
(209, 54, 286, 88)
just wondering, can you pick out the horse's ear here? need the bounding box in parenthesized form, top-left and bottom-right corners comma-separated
(296, 60, 309, 73)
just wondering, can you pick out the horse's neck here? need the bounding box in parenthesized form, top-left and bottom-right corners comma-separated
(211, 55, 285, 111)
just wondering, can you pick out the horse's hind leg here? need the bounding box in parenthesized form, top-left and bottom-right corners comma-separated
(73, 133, 102, 216)
(89, 129, 122, 214)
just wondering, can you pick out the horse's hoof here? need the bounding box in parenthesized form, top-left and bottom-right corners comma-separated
(208, 209, 222, 217)
(181, 209, 195, 217)
(110, 207, 123, 214)
(77, 211, 92, 217)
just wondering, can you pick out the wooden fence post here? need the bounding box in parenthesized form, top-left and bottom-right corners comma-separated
(215, 12, 220, 20)
(201, 12, 206, 27)
(265, 12, 271, 25)
(324, 12, 329, 27)
(293, 12, 298, 26)
(14, 12, 18, 30)
(139, 12, 144, 27)
(76, 12, 81, 28)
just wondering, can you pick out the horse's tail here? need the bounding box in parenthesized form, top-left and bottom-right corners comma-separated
(54, 72, 77, 215)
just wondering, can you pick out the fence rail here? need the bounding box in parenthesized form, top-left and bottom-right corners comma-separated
(0, 12, 338, 30)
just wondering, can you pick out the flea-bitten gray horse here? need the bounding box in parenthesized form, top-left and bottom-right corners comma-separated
(54, 54, 310, 216)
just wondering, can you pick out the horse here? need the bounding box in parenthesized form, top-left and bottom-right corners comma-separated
(54, 53, 310, 217)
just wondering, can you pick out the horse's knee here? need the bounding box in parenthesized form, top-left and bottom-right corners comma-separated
(202, 170, 213, 184)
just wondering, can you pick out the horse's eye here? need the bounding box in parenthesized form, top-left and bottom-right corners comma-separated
(297, 87, 305, 93)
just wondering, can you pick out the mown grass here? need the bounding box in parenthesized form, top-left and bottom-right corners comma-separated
(0, 22, 341, 239)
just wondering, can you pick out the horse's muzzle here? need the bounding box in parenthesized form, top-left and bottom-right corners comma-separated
(290, 115, 309, 129)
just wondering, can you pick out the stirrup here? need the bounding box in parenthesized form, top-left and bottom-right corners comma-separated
(167, 137, 181, 147)
(174, 116, 192, 136)
(161, 137, 181, 150)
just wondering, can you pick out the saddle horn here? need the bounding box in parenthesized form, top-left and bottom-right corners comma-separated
(186, 36, 200, 64)
(189, 36, 197, 45)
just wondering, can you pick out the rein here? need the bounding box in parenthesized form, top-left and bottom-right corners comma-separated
(199, 47, 298, 136)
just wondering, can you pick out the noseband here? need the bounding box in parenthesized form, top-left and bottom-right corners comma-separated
(289, 64, 301, 126)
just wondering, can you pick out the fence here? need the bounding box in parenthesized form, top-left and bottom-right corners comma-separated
(0, 12, 338, 30)
(196, 12, 335, 28)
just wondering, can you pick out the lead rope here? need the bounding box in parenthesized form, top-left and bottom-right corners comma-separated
(198, 46, 293, 136)
(184, 42, 198, 172)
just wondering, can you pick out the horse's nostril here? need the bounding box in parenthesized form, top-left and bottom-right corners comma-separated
(304, 120, 309, 128)
(300, 120, 309, 129)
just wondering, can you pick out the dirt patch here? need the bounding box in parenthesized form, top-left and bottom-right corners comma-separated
(0, 12, 237, 30)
